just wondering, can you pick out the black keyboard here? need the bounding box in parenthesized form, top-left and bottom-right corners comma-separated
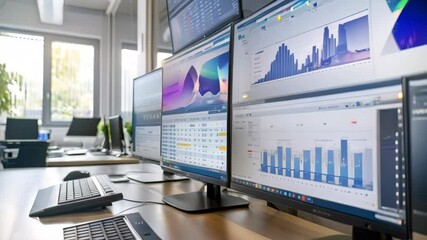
(63, 213, 160, 240)
(59, 176, 114, 204)
(29, 175, 123, 217)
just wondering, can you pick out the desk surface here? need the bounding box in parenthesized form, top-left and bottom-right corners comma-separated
(0, 163, 347, 240)
(46, 153, 139, 166)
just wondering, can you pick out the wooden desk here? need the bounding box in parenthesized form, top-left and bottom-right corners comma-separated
(0, 163, 345, 240)
(46, 153, 139, 166)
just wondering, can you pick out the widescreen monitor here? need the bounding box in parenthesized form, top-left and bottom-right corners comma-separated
(231, 0, 413, 238)
(403, 73, 427, 236)
(161, 25, 248, 212)
(128, 68, 188, 183)
(166, 0, 242, 53)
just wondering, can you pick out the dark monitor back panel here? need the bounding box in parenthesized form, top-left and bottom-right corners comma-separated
(109, 115, 124, 152)
(66, 117, 101, 136)
(403, 74, 427, 235)
(5, 118, 39, 140)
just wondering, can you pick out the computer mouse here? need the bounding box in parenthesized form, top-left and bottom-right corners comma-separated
(63, 170, 91, 181)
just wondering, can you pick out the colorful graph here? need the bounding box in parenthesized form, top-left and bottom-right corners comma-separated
(162, 52, 229, 112)
(254, 15, 370, 85)
(259, 140, 373, 190)
(391, 0, 427, 50)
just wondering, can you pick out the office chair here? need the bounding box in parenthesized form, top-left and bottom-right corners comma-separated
(5, 118, 39, 140)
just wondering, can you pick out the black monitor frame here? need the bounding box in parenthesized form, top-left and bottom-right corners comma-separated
(160, 25, 248, 212)
(166, 0, 243, 53)
(402, 73, 427, 236)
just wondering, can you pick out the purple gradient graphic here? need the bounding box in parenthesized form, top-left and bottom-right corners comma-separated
(392, 0, 427, 50)
(162, 66, 198, 112)
(163, 52, 229, 112)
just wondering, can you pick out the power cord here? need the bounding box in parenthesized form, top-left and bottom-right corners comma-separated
(115, 199, 166, 216)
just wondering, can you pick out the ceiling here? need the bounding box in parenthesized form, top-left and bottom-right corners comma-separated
(64, 0, 137, 15)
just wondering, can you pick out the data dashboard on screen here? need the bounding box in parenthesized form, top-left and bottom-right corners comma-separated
(167, 0, 241, 52)
(232, 82, 406, 227)
(161, 26, 231, 182)
(230, 0, 420, 237)
(132, 69, 162, 161)
(232, 0, 427, 105)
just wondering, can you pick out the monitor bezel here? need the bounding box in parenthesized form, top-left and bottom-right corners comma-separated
(131, 68, 163, 164)
(166, 0, 242, 54)
(160, 25, 234, 188)
(230, 1, 409, 236)
(402, 73, 427, 236)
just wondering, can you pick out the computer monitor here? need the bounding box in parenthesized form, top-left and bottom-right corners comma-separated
(109, 115, 125, 156)
(128, 68, 188, 183)
(403, 73, 427, 236)
(65, 117, 101, 148)
(5, 118, 39, 140)
(166, 0, 242, 53)
(161, 25, 249, 212)
(231, 0, 410, 238)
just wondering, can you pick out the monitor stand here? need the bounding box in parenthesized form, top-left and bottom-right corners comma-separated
(162, 183, 249, 212)
(352, 226, 391, 240)
(126, 170, 189, 183)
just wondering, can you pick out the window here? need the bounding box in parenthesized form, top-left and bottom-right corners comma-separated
(0, 32, 44, 120)
(156, 51, 172, 68)
(51, 42, 95, 122)
(121, 46, 138, 123)
(0, 28, 99, 126)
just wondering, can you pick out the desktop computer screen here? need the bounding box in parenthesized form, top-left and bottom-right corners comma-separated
(231, 0, 414, 238)
(403, 73, 427, 235)
(166, 0, 242, 52)
(129, 68, 188, 183)
(161, 25, 248, 212)
(132, 69, 162, 162)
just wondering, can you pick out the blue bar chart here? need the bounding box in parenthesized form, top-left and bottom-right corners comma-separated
(259, 140, 373, 191)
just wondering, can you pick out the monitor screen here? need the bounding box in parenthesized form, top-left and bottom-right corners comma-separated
(167, 0, 241, 53)
(232, 0, 412, 238)
(403, 74, 427, 235)
(132, 69, 162, 162)
(161, 25, 249, 212)
(66, 117, 100, 137)
(109, 115, 124, 153)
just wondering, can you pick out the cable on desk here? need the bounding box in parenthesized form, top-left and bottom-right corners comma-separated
(115, 200, 166, 216)
(123, 198, 166, 205)
(115, 203, 146, 216)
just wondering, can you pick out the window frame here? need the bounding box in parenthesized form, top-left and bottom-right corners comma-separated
(0, 27, 100, 127)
